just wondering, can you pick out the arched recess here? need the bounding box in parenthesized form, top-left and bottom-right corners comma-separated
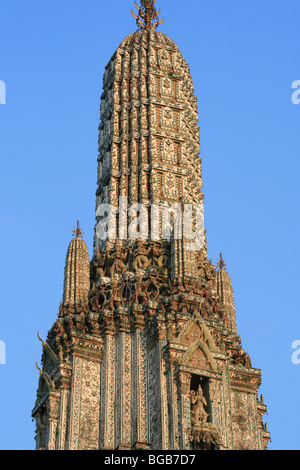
(178, 339, 219, 373)
(177, 310, 218, 353)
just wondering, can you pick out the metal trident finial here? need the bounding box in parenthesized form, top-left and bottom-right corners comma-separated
(216, 253, 227, 271)
(131, 0, 164, 30)
(72, 220, 84, 239)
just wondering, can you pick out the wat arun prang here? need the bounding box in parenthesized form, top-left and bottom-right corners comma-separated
(32, 1, 271, 450)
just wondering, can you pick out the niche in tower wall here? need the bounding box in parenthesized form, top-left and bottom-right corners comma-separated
(190, 375, 211, 424)
(189, 375, 221, 451)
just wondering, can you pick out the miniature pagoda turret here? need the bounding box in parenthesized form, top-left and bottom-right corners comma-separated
(32, 1, 270, 451)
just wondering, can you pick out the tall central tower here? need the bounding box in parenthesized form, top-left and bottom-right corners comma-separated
(32, 1, 270, 451)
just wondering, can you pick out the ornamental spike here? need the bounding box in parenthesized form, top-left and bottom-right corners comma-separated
(131, 0, 164, 30)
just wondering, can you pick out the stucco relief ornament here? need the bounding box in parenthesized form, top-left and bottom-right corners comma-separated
(131, 0, 164, 30)
(164, 77, 171, 86)
(164, 108, 173, 126)
(110, 242, 127, 278)
(165, 139, 174, 161)
(133, 240, 150, 273)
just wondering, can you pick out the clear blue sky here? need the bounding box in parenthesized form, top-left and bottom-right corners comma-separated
(0, 0, 299, 450)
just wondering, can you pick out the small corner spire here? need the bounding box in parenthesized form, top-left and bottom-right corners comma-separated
(131, 0, 164, 31)
(216, 253, 227, 271)
(72, 220, 84, 239)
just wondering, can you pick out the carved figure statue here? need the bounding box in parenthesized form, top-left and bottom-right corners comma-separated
(191, 385, 209, 424)
(157, 245, 170, 270)
(133, 240, 150, 272)
(110, 243, 127, 277)
(93, 247, 107, 279)
(150, 242, 161, 265)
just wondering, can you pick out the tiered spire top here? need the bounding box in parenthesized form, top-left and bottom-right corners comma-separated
(131, 0, 164, 30)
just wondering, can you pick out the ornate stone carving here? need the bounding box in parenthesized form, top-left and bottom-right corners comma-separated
(191, 385, 208, 425)
(33, 3, 270, 451)
(189, 423, 221, 451)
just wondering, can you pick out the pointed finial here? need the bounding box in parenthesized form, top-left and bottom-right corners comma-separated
(131, 0, 164, 30)
(36, 362, 42, 375)
(72, 220, 84, 239)
(216, 253, 227, 271)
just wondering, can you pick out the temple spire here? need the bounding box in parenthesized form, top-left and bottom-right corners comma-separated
(215, 253, 237, 334)
(131, 0, 164, 30)
(63, 222, 90, 307)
